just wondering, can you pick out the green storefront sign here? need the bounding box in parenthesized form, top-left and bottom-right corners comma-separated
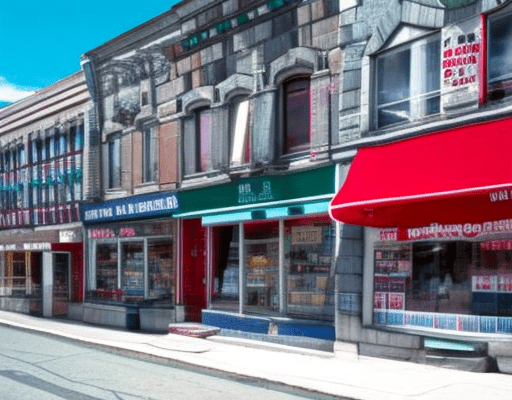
(175, 165, 335, 218)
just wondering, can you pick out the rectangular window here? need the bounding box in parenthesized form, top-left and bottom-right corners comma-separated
(284, 78, 310, 154)
(376, 35, 440, 128)
(121, 242, 144, 300)
(96, 243, 119, 294)
(108, 135, 121, 189)
(285, 219, 334, 318)
(148, 239, 175, 300)
(244, 221, 279, 313)
(142, 127, 156, 183)
(199, 110, 211, 172)
(488, 12, 512, 100)
(70, 124, 84, 153)
(372, 240, 512, 333)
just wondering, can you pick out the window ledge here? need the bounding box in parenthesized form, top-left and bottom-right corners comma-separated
(181, 172, 230, 189)
(104, 189, 129, 200)
(134, 183, 159, 195)
(332, 102, 512, 162)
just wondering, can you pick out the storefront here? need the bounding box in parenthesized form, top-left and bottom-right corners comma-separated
(329, 117, 512, 340)
(175, 165, 337, 340)
(81, 191, 180, 332)
(0, 227, 83, 318)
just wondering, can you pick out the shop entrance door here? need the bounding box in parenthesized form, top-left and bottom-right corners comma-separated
(52, 253, 70, 317)
(182, 219, 207, 322)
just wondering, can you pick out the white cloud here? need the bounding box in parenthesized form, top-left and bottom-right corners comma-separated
(0, 77, 38, 103)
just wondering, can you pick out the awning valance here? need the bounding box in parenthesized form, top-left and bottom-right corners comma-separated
(329, 117, 512, 228)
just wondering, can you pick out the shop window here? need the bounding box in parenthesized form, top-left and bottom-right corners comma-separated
(142, 126, 157, 183)
(283, 77, 310, 154)
(95, 243, 120, 298)
(211, 225, 240, 311)
(230, 98, 251, 166)
(121, 242, 144, 300)
(285, 218, 335, 318)
(487, 11, 512, 101)
(148, 239, 175, 301)
(0, 252, 40, 299)
(107, 134, 121, 189)
(183, 108, 211, 175)
(373, 240, 512, 333)
(89, 222, 177, 304)
(244, 221, 279, 313)
(375, 34, 440, 129)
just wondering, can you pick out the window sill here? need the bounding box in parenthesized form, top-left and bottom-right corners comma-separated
(134, 182, 159, 195)
(181, 172, 230, 189)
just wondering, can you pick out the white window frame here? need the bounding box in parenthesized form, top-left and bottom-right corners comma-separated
(230, 98, 250, 166)
(374, 33, 441, 129)
(487, 7, 512, 100)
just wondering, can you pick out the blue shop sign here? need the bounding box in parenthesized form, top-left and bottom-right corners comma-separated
(80, 192, 179, 224)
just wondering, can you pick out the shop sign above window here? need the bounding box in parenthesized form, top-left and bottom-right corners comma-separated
(81, 192, 179, 224)
(440, 18, 481, 112)
(379, 218, 512, 242)
(291, 226, 323, 245)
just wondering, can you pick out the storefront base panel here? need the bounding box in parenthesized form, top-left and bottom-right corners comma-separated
(497, 357, 512, 374)
(67, 303, 84, 321)
(82, 303, 182, 332)
(83, 304, 138, 330)
(139, 306, 184, 333)
(0, 298, 42, 316)
(202, 310, 270, 334)
(202, 310, 335, 341)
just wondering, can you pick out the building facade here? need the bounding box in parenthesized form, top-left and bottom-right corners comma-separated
(0, 72, 90, 318)
(330, 0, 512, 372)
(79, 0, 342, 336)
(3, 0, 507, 371)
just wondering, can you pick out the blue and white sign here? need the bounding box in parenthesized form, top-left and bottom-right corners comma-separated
(80, 192, 179, 224)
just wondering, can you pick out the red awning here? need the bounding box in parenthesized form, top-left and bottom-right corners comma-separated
(329, 117, 512, 228)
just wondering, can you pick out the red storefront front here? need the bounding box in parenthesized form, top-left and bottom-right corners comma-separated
(330, 117, 512, 336)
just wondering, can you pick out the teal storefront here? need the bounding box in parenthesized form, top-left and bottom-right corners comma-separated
(175, 165, 337, 341)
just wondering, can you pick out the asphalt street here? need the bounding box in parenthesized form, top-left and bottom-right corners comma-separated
(0, 325, 341, 400)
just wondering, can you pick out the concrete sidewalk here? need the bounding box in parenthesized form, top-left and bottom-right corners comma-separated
(0, 311, 511, 400)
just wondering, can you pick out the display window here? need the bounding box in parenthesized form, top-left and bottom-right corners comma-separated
(87, 220, 176, 305)
(373, 239, 512, 334)
(211, 225, 240, 311)
(0, 251, 41, 298)
(285, 217, 334, 318)
(148, 239, 175, 301)
(244, 221, 279, 313)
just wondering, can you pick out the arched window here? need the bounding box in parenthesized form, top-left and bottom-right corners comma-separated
(229, 96, 251, 166)
(183, 107, 211, 175)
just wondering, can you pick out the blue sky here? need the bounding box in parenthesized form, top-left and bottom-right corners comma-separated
(0, 2, 179, 107)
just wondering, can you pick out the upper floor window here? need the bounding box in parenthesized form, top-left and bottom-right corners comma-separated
(230, 97, 251, 165)
(488, 11, 512, 100)
(107, 134, 121, 189)
(70, 123, 84, 153)
(284, 77, 310, 154)
(375, 34, 440, 129)
(183, 108, 211, 175)
(142, 126, 157, 183)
